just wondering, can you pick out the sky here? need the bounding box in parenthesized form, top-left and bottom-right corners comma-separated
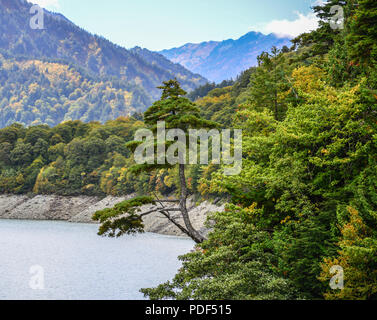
(31, 0, 322, 51)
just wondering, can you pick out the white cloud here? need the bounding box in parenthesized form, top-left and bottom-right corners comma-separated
(313, 0, 326, 6)
(31, 0, 60, 9)
(256, 12, 319, 39)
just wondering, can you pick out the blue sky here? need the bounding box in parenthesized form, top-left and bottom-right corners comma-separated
(32, 0, 321, 51)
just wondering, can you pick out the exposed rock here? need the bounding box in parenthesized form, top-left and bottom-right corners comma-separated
(68, 195, 135, 223)
(3, 195, 98, 221)
(0, 194, 224, 237)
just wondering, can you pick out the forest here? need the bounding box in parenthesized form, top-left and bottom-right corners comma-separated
(0, 115, 219, 198)
(0, 52, 153, 128)
(0, 0, 376, 300)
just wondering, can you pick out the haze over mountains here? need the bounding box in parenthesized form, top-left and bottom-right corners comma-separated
(159, 32, 291, 83)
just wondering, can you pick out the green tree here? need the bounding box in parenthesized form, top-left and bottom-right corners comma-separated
(347, 0, 377, 65)
(10, 140, 33, 166)
(197, 64, 377, 299)
(141, 205, 298, 300)
(93, 80, 218, 243)
(248, 47, 292, 121)
(0, 142, 12, 165)
(320, 207, 377, 300)
(292, 0, 357, 56)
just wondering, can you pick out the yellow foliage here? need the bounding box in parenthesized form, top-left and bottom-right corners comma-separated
(319, 207, 377, 300)
(291, 65, 326, 94)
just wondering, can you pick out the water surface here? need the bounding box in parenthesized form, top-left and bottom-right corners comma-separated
(0, 220, 194, 300)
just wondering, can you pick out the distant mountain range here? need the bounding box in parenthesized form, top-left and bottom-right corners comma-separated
(159, 32, 292, 83)
(0, 0, 206, 106)
(0, 0, 292, 128)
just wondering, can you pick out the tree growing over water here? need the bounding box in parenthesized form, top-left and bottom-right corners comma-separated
(93, 80, 218, 243)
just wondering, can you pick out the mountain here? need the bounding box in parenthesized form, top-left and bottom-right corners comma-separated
(130, 46, 206, 88)
(159, 32, 291, 83)
(0, 51, 152, 127)
(0, 0, 207, 103)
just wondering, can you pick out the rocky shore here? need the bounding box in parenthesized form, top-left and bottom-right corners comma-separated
(0, 194, 224, 237)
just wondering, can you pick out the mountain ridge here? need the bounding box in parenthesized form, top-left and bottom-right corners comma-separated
(159, 31, 292, 82)
(0, 0, 207, 101)
(0, 0, 208, 127)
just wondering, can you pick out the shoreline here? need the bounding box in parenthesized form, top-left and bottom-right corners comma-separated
(0, 194, 223, 237)
(0, 218, 195, 240)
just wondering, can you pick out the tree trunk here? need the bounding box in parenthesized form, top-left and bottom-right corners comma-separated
(178, 164, 206, 243)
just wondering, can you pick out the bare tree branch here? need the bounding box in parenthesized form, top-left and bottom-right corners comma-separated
(158, 210, 192, 238)
(150, 191, 205, 242)
(151, 191, 192, 237)
(139, 209, 162, 218)
(138, 207, 180, 217)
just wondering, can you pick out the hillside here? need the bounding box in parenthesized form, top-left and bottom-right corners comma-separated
(0, 0, 207, 102)
(159, 31, 291, 82)
(0, 52, 152, 127)
(130, 47, 206, 86)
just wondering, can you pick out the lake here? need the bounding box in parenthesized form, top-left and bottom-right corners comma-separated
(0, 220, 194, 300)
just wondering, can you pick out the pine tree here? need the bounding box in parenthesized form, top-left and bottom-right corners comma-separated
(248, 47, 291, 121)
(292, 0, 357, 55)
(347, 0, 377, 65)
(93, 80, 218, 243)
